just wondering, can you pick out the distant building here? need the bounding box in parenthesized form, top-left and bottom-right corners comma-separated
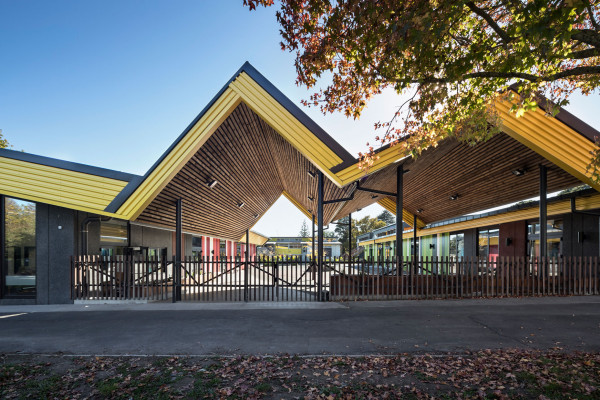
(259, 236, 342, 259)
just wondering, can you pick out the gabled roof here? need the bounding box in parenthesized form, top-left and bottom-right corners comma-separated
(0, 62, 598, 238)
(0, 148, 141, 216)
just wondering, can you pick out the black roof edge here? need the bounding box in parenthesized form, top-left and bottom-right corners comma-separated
(104, 176, 145, 213)
(106, 61, 356, 213)
(0, 148, 141, 182)
(240, 62, 355, 164)
(507, 85, 600, 143)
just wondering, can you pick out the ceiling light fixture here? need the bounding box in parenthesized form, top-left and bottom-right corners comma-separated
(417, 208, 424, 213)
(308, 195, 315, 201)
(206, 179, 218, 189)
(307, 170, 316, 178)
(237, 202, 245, 208)
(371, 194, 378, 199)
(450, 194, 459, 201)
(512, 168, 527, 176)
(253, 214, 259, 218)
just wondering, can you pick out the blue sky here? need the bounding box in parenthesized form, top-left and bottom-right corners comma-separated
(2, 1, 599, 236)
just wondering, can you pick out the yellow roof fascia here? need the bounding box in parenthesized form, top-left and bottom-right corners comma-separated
(377, 197, 426, 228)
(335, 146, 411, 186)
(229, 72, 345, 186)
(0, 156, 129, 218)
(495, 100, 600, 191)
(282, 190, 313, 220)
(115, 87, 242, 219)
(239, 231, 270, 246)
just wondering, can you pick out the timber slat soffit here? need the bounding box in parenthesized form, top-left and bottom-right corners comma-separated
(0, 62, 598, 235)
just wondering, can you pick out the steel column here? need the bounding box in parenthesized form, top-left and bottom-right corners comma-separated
(413, 214, 418, 277)
(540, 165, 548, 259)
(317, 171, 324, 301)
(174, 197, 182, 302)
(312, 214, 315, 261)
(244, 228, 249, 302)
(348, 213, 352, 257)
(396, 164, 403, 267)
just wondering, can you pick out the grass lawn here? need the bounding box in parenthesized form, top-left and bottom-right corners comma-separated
(1, 349, 598, 399)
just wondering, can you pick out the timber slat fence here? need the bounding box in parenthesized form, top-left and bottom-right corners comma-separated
(71, 256, 600, 302)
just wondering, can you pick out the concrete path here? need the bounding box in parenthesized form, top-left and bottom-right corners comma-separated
(1, 297, 599, 356)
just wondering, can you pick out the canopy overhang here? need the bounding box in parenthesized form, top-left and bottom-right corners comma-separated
(0, 62, 598, 242)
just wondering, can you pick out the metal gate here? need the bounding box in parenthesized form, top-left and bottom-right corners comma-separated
(177, 256, 327, 302)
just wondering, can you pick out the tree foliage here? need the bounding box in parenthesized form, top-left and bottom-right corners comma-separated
(245, 0, 600, 170)
(377, 210, 395, 225)
(335, 215, 386, 255)
(0, 130, 9, 149)
(299, 220, 309, 237)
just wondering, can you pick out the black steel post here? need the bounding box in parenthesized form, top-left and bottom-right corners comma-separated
(413, 214, 418, 276)
(317, 171, 324, 301)
(174, 198, 182, 302)
(348, 213, 352, 258)
(312, 214, 315, 262)
(540, 165, 548, 259)
(244, 228, 249, 302)
(396, 164, 403, 268)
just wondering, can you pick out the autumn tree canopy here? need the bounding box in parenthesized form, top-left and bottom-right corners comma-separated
(0, 130, 9, 149)
(245, 0, 600, 169)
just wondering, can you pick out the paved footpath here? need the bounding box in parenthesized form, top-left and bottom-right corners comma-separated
(0, 297, 599, 356)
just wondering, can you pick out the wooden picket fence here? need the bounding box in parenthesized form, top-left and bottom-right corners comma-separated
(71, 255, 600, 302)
(329, 256, 600, 300)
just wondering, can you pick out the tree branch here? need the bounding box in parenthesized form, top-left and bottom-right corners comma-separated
(571, 29, 600, 49)
(410, 65, 600, 84)
(465, 1, 513, 44)
(570, 47, 600, 59)
(586, 1, 600, 31)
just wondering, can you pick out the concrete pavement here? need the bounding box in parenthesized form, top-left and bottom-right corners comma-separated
(1, 297, 599, 356)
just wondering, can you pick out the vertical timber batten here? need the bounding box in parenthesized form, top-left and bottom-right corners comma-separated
(317, 171, 324, 301)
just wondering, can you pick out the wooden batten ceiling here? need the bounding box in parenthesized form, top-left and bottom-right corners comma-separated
(135, 103, 349, 241)
(334, 133, 583, 225)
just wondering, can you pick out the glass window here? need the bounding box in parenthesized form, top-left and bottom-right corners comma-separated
(219, 239, 226, 257)
(528, 220, 562, 258)
(478, 229, 499, 261)
(449, 233, 464, 261)
(3, 197, 36, 297)
(100, 220, 127, 244)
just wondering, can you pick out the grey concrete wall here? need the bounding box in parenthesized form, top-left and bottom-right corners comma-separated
(36, 204, 76, 304)
(463, 228, 478, 258)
